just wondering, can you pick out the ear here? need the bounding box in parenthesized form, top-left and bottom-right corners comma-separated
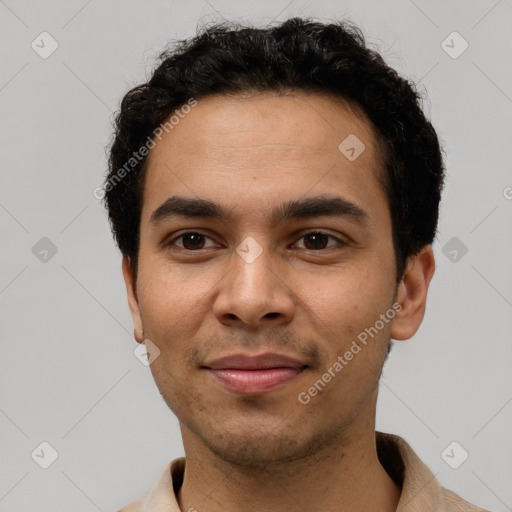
(390, 245, 435, 341)
(122, 255, 144, 344)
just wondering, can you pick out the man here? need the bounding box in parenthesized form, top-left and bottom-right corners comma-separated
(104, 17, 490, 512)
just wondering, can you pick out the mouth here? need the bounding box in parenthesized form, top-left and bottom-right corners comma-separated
(202, 353, 308, 394)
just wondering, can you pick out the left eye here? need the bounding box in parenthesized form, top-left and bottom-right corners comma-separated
(293, 232, 343, 250)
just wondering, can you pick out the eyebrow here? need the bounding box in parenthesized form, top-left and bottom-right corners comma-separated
(149, 195, 369, 227)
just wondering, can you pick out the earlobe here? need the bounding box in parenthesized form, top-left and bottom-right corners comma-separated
(390, 245, 436, 341)
(122, 255, 144, 344)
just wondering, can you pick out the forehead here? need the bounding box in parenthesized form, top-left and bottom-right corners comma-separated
(141, 92, 388, 225)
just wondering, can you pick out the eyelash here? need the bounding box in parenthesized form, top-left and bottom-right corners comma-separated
(166, 230, 347, 252)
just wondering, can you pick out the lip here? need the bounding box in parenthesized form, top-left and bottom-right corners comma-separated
(203, 353, 307, 394)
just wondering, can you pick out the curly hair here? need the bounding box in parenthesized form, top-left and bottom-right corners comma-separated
(105, 17, 445, 283)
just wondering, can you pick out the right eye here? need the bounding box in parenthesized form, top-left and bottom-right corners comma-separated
(166, 231, 218, 251)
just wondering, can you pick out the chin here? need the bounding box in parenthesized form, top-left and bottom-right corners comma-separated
(208, 433, 306, 467)
(194, 417, 339, 469)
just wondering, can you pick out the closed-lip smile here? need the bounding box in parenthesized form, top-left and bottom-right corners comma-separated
(203, 353, 307, 394)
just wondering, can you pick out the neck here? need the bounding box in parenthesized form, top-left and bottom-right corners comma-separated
(177, 416, 401, 512)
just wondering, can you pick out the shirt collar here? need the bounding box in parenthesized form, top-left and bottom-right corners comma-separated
(376, 432, 446, 511)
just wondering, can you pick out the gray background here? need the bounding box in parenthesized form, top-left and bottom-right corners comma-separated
(1, 0, 511, 511)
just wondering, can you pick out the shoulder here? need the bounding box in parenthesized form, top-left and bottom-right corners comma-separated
(115, 458, 184, 512)
(115, 497, 144, 512)
(376, 431, 492, 512)
(441, 487, 492, 512)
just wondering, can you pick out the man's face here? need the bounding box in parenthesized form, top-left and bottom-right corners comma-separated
(125, 92, 402, 465)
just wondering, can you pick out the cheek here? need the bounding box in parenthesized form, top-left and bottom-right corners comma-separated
(139, 272, 201, 392)
(138, 261, 212, 325)
(295, 264, 395, 388)
(298, 262, 391, 325)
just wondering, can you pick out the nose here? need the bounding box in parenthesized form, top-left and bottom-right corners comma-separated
(213, 239, 296, 329)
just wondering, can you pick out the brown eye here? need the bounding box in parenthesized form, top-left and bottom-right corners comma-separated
(294, 232, 344, 251)
(181, 233, 205, 250)
(303, 233, 329, 250)
(169, 232, 217, 251)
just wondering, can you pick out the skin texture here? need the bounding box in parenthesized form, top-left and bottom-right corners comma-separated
(122, 92, 435, 512)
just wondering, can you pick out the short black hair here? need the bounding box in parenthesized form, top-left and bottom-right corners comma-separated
(105, 17, 445, 283)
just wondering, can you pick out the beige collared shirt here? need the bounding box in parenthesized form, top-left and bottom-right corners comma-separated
(118, 432, 490, 512)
